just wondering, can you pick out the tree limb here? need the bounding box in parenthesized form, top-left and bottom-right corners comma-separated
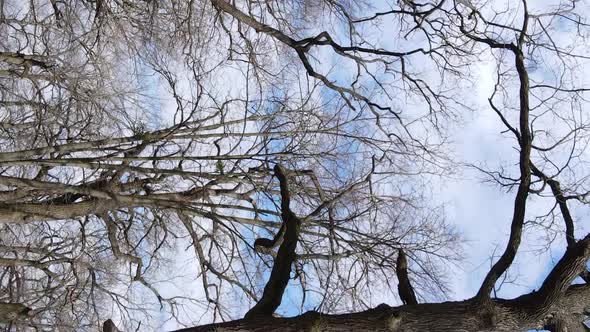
(243, 164, 301, 319)
(396, 249, 418, 305)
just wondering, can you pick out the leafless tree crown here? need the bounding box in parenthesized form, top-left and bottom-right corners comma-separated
(0, 0, 589, 331)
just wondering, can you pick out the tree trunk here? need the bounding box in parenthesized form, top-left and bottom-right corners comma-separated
(103, 319, 121, 332)
(175, 285, 590, 332)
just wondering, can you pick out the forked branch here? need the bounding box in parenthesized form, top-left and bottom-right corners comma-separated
(244, 164, 301, 319)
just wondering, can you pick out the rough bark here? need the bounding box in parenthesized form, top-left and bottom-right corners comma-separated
(177, 232, 590, 331)
(175, 285, 590, 332)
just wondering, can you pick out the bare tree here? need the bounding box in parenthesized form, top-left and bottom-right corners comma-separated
(2, 0, 589, 331)
(179, 0, 590, 331)
(0, 0, 458, 330)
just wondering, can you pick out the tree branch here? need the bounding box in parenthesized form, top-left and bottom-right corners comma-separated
(396, 249, 418, 305)
(243, 164, 301, 319)
(177, 284, 590, 332)
(476, 41, 533, 302)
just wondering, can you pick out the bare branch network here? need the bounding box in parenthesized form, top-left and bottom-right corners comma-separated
(0, 0, 589, 331)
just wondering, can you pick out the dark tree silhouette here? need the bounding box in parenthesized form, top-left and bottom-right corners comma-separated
(396, 249, 418, 306)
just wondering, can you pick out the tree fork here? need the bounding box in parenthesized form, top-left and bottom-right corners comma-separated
(243, 164, 302, 319)
(176, 284, 590, 332)
(179, 232, 590, 331)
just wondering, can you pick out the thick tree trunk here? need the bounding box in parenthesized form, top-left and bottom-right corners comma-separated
(103, 319, 121, 332)
(175, 285, 590, 332)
